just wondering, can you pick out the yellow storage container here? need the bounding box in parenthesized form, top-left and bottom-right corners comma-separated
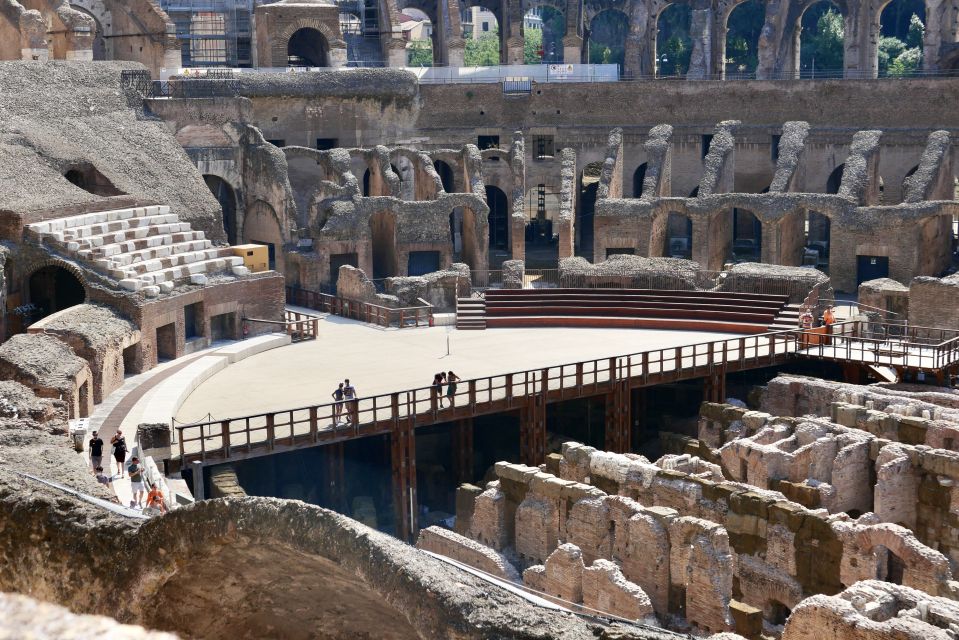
(231, 244, 269, 273)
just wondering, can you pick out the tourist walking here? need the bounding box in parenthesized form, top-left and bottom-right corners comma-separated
(331, 382, 345, 425)
(343, 379, 358, 426)
(89, 430, 104, 474)
(128, 456, 145, 509)
(94, 466, 112, 487)
(446, 371, 460, 408)
(111, 430, 128, 478)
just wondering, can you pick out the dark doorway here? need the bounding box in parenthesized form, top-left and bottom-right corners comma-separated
(287, 28, 328, 67)
(633, 163, 648, 198)
(370, 211, 398, 279)
(316, 138, 338, 150)
(250, 240, 276, 270)
(826, 164, 844, 194)
(434, 160, 455, 193)
(486, 185, 509, 252)
(477, 135, 500, 150)
(156, 323, 177, 361)
(408, 251, 440, 276)
(580, 182, 598, 261)
(330, 252, 359, 290)
(203, 175, 238, 245)
(857, 255, 889, 285)
(28, 266, 85, 321)
(184, 302, 203, 340)
(211, 312, 236, 341)
(732, 209, 762, 261)
(665, 213, 693, 258)
(606, 248, 635, 257)
(63, 162, 123, 196)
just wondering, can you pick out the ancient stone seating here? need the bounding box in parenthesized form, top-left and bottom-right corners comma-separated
(478, 288, 791, 334)
(26, 205, 248, 295)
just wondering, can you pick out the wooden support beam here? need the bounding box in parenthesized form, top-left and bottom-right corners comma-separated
(604, 380, 631, 453)
(453, 418, 474, 484)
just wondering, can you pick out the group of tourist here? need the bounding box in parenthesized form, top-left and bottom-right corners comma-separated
(799, 305, 836, 329)
(87, 429, 167, 515)
(331, 378, 358, 426)
(431, 371, 461, 408)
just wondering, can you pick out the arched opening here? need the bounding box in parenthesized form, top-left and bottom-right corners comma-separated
(363, 169, 371, 197)
(806, 211, 831, 268)
(524, 6, 564, 63)
(486, 185, 509, 253)
(463, 6, 501, 65)
(525, 183, 560, 267)
(28, 265, 85, 322)
(71, 5, 106, 60)
(826, 163, 845, 194)
(665, 212, 693, 258)
(689, 186, 699, 198)
(732, 208, 762, 261)
(579, 162, 603, 261)
(798, 2, 845, 78)
(585, 9, 628, 68)
(287, 27, 329, 67)
(725, 0, 764, 77)
(405, 8, 436, 66)
(769, 600, 792, 626)
(63, 162, 124, 196)
(433, 160, 455, 192)
(203, 175, 238, 245)
(878, 0, 924, 76)
(370, 210, 398, 279)
(633, 163, 648, 198)
(656, 3, 692, 77)
(875, 545, 906, 584)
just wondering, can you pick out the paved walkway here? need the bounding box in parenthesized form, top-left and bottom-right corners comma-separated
(176, 315, 738, 423)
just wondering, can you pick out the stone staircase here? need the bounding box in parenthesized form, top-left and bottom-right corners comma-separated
(26, 205, 249, 296)
(768, 303, 802, 332)
(456, 297, 487, 330)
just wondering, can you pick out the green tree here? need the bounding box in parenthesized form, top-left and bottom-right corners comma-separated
(878, 35, 906, 73)
(661, 35, 691, 76)
(407, 40, 433, 66)
(524, 26, 543, 64)
(888, 45, 921, 75)
(800, 8, 844, 73)
(724, 0, 763, 74)
(465, 31, 500, 66)
(906, 12, 924, 49)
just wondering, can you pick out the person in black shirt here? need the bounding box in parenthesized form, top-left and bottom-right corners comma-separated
(111, 430, 128, 478)
(89, 431, 104, 475)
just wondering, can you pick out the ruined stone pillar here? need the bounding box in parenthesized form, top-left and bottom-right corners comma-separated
(687, 8, 712, 79)
(923, 0, 946, 71)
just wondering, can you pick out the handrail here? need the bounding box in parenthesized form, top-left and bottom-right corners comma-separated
(286, 286, 432, 329)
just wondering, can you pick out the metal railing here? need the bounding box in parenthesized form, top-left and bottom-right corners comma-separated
(175, 319, 959, 463)
(176, 326, 804, 463)
(795, 322, 959, 371)
(286, 286, 433, 329)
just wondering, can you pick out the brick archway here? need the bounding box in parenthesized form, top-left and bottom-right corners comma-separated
(273, 19, 346, 67)
(24, 258, 89, 323)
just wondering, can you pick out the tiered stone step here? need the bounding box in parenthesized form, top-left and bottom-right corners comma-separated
(26, 205, 249, 295)
(456, 298, 487, 330)
(768, 303, 802, 331)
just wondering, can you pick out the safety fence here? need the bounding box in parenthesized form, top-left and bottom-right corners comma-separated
(286, 286, 433, 329)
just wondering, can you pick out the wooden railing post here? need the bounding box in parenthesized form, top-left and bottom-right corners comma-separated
(266, 413, 275, 450)
(309, 406, 318, 442)
(468, 379, 476, 410)
(575, 362, 584, 389)
(506, 373, 513, 405)
(220, 420, 230, 458)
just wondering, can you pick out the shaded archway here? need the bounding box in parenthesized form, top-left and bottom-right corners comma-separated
(579, 161, 604, 261)
(486, 185, 509, 253)
(463, 6, 501, 65)
(525, 183, 560, 267)
(524, 5, 564, 63)
(725, 0, 764, 77)
(370, 210, 398, 279)
(732, 208, 762, 261)
(585, 9, 628, 68)
(433, 160, 455, 192)
(656, 3, 692, 77)
(288, 27, 329, 67)
(797, 2, 845, 78)
(404, 7, 436, 66)
(633, 163, 648, 198)
(878, 0, 924, 76)
(203, 175, 238, 245)
(71, 5, 106, 60)
(826, 163, 845, 194)
(665, 212, 693, 258)
(28, 265, 85, 321)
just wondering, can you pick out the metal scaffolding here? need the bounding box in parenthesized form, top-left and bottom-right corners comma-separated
(158, 0, 255, 67)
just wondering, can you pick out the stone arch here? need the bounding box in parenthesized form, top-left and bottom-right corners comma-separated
(62, 161, 124, 197)
(793, 0, 847, 77)
(25, 259, 88, 322)
(400, 1, 443, 64)
(69, 4, 107, 60)
(723, 0, 764, 77)
(654, 2, 693, 77)
(875, 0, 925, 76)
(853, 525, 951, 594)
(433, 160, 455, 193)
(583, 7, 629, 68)
(523, 3, 565, 63)
(274, 18, 345, 67)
